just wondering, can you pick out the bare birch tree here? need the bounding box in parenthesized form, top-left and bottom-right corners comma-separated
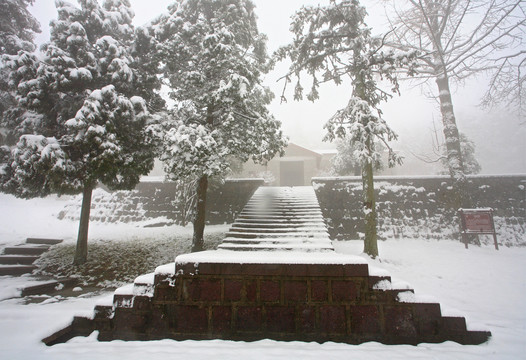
(383, 0, 525, 205)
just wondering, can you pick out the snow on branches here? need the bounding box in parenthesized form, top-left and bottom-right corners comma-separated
(277, 0, 413, 169)
(2, 0, 160, 197)
(325, 97, 403, 168)
(150, 0, 287, 181)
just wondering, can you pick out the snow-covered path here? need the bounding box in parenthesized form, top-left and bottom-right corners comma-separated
(0, 193, 525, 359)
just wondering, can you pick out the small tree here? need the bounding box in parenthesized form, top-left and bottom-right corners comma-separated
(150, 0, 287, 252)
(1, 0, 163, 264)
(277, 0, 414, 257)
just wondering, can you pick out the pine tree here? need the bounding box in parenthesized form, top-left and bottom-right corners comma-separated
(150, 0, 287, 252)
(277, 0, 414, 258)
(1, 0, 163, 264)
(0, 0, 41, 145)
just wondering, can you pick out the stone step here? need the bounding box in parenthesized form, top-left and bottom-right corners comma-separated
(243, 204, 320, 209)
(0, 265, 37, 276)
(42, 316, 94, 346)
(26, 238, 63, 245)
(20, 278, 78, 297)
(245, 198, 317, 202)
(3, 245, 50, 256)
(221, 237, 333, 245)
(234, 218, 324, 224)
(237, 213, 324, 220)
(228, 227, 328, 234)
(225, 231, 330, 239)
(240, 210, 322, 218)
(217, 243, 335, 251)
(231, 222, 326, 229)
(0, 255, 39, 265)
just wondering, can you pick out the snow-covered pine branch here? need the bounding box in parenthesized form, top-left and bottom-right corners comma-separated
(1, 0, 163, 265)
(150, 0, 287, 252)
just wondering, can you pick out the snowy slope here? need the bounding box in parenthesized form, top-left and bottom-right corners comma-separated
(0, 194, 525, 359)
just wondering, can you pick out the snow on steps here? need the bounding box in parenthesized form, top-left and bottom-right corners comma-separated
(220, 186, 333, 252)
(0, 238, 63, 276)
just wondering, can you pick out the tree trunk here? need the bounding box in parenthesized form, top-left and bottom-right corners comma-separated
(362, 154, 378, 258)
(192, 174, 208, 252)
(73, 184, 93, 265)
(435, 72, 471, 208)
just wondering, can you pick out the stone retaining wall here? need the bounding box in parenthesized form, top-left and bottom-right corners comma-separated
(58, 178, 265, 226)
(312, 175, 526, 246)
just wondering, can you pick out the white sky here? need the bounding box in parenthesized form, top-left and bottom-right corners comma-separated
(28, 0, 526, 175)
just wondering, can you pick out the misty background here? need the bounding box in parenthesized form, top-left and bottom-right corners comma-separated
(29, 0, 526, 175)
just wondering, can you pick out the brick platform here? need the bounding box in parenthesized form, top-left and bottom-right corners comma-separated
(43, 187, 491, 346)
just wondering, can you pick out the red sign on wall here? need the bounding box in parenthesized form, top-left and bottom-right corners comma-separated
(462, 211, 494, 233)
(458, 208, 498, 250)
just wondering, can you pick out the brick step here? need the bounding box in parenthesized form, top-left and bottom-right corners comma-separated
(0, 255, 39, 265)
(441, 316, 467, 332)
(368, 275, 393, 289)
(20, 278, 78, 296)
(26, 238, 63, 245)
(3, 245, 50, 256)
(0, 265, 37, 276)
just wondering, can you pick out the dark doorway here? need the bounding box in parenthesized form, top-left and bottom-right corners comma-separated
(280, 160, 304, 186)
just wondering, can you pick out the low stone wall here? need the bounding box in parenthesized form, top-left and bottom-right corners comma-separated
(312, 175, 526, 246)
(58, 178, 264, 226)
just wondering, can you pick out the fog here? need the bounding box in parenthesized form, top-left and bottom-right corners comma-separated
(29, 0, 526, 175)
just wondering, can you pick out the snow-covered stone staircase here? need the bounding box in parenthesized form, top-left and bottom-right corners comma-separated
(44, 186, 492, 346)
(0, 238, 63, 276)
(220, 187, 333, 252)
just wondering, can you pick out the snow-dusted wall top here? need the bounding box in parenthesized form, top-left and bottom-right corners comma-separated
(313, 175, 525, 246)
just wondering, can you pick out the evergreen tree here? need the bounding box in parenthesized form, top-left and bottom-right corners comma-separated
(150, 0, 287, 252)
(1, 0, 163, 264)
(0, 0, 41, 145)
(277, 0, 414, 258)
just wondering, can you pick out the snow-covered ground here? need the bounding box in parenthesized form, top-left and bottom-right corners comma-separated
(0, 193, 525, 359)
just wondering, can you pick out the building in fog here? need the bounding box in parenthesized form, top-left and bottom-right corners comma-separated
(237, 143, 336, 186)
